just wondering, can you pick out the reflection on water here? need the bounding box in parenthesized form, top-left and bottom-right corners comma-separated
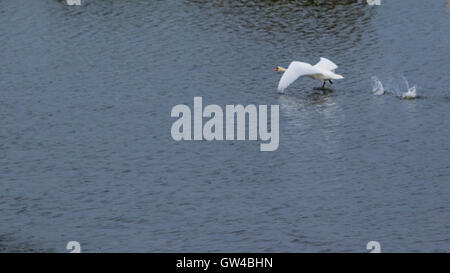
(279, 91, 337, 119)
(187, 0, 376, 52)
(279, 91, 344, 157)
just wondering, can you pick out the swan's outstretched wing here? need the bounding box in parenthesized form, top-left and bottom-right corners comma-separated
(314, 57, 338, 72)
(277, 62, 321, 92)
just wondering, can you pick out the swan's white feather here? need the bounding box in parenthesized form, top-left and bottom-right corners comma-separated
(277, 57, 343, 92)
(277, 62, 321, 92)
(314, 57, 338, 72)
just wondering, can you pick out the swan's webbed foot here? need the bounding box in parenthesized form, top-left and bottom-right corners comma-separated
(322, 80, 334, 92)
(314, 80, 333, 92)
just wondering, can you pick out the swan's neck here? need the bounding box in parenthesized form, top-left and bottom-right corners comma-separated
(278, 67, 287, 72)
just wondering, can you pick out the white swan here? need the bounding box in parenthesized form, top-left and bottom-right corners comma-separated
(274, 57, 344, 92)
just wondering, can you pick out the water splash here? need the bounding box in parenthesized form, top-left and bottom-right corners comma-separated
(371, 76, 418, 99)
(400, 76, 417, 99)
(371, 76, 385, 95)
(401, 86, 417, 99)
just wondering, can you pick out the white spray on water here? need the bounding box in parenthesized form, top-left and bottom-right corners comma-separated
(371, 76, 385, 95)
(400, 76, 417, 99)
(371, 76, 418, 99)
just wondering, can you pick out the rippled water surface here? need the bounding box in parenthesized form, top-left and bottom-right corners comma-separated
(1, 0, 449, 252)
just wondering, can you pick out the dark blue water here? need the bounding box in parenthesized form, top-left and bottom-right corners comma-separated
(0, 0, 449, 252)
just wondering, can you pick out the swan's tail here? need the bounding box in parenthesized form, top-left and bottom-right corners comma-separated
(331, 74, 344, 80)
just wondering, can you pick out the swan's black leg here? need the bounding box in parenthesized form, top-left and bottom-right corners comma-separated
(329, 80, 333, 85)
(322, 81, 326, 88)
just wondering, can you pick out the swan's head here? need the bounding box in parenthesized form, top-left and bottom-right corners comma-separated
(274, 66, 286, 72)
